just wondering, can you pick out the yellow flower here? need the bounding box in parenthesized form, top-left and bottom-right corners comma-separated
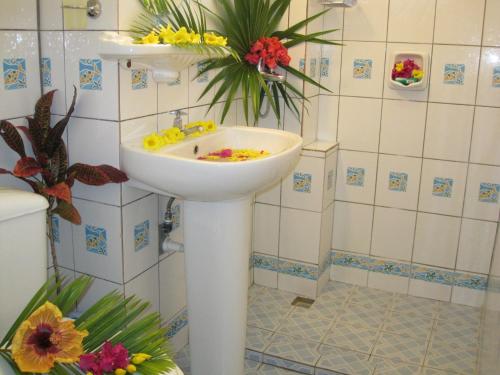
(172, 27, 191, 44)
(143, 133, 164, 151)
(395, 62, 404, 72)
(190, 31, 201, 44)
(131, 353, 152, 365)
(412, 69, 424, 80)
(189, 131, 203, 138)
(126, 364, 137, 373)
(11, 302, 88, 373)
(115, 369, 127, 375)
(141, 31, 159, 44)
(202, 120, 217, 132)
(204, 32, 227, 46)
(158, 25, 175, 44)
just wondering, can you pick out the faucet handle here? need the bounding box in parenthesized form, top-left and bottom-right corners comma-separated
(168, 110, 188, 117)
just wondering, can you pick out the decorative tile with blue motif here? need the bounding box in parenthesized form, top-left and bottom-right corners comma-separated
(3, 58, 27, 90)
(299, 58, 305, 74)
(346, 167, 365, 187)
(410, 265, 455, 286)
(309, 58, 317, 79)
(370, 259, 411, 277)
(320, 57, 330, 78)
(278, 259, 318, 281)
(166, 308, 188, 338)
(134, 220, 150, 252)
(492, 65, 500, 87)
(332, 251, 372, 270)
(353, 59, 372, 79)
(388, 172, 408, 192)
(454, 272, 487, 290)
(293, 172, 312, 193)
(432, 177, 453, 198)
(172, 204, 181, 230)
(253, 254, 278, 272)
(41, 57, 52, 87)
(79, 59, 102, 90)
(197, 62, 209, 83)
(51, 215, 60, 244)
(443, 64, 465, 85)
(131, 68, 148, 90)
(85, 224, 107, 255)
(478, 182, 500, 203)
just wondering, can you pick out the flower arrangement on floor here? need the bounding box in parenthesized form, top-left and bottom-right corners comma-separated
(0, 89, 128, 285)
(143, 120, 217, 151)
(391, 59, 424, 86)
(0, 276, 175, 374)
(133, 0, 340, 125)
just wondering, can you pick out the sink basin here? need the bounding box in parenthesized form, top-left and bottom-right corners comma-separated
(121, 125, 302, 375)
(120, 126, 302, 201)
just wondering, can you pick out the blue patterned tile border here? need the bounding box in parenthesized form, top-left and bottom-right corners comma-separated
(411, 264, 455, 286)
(3, 58, 27, 90)
(253, 254, 279, 272)
(41, 57, 52, 87)
(331, 251, 372, 271)
(479, 182, 500, 203)
(353, 59, 372, 79)
(51, 215, 60, 244)
(134, 220, 150, 252)
(279, 259, 318, 281)
(166, 308, 188, 339)
(493, 66, 500, 88)
(371, 259, 410, 277)
(455, 273, 487, 291)
(263, 354, 315, 375)
(85, 224, 107, 255)
(487, 277, 500, 293)
(320, 57, 330, 78)
(443, 63, 465, 85)
(79, 58, 102, 90)
(293, 172, 312, 193)
(131, 68, 148, 90)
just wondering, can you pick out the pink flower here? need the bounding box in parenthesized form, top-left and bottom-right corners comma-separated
(79, 342, 130, 375)
(220, 149, 233, 158)
(245, 53, 260, 65)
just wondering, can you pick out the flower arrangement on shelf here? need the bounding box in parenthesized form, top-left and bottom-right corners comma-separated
(0, 276, 175, 375)
(0, 89, 128, 286)
(143, 120, 217, 151)
(391, 59, 424, 86)
(133, 0, 340, 126)
(139, 25, 227, 47)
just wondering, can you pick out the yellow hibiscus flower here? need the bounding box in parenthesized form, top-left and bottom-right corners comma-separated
(11, 302, 88, 373)
(204, 32, 227, 46)
(158, 25, 175, 44)
(143, 133, 164, 150)
(141, 31, 159, 44)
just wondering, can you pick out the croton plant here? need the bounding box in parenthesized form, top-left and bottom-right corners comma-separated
(0, 88, 128, 284)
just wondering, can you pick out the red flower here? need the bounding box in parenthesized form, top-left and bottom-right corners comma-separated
(246, 37, 292, 71)
(245, 53, 260, 65)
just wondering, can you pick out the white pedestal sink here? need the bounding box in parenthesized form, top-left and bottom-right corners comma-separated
(121, 126, 302, 375)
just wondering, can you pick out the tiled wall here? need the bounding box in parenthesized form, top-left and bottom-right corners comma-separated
(1, 0, 322, 351)
(319, 0, 500, 306)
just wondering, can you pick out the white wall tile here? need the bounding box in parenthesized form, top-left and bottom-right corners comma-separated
(434, 0, 485, 45)
(159, 252, 187, 322)
(40, 32, 66, 115)
(331, 265, 369, 287)
(40, 0, 63, 30)
(0, 1, 37, 29)
(340, 41, 386, 98)
(49, 214, 75, 270)
(253, 203, 280, 256)
(338, 97, 382, 152)
(323, 6, 344, 40)
(124, 265, 160, 314)
(282, 155, 325, 212)
(332, 202, 374, 254)
(413, 212, 461, 269)
(189, 64, 213, 107)
(73, 199, 123, 283)
(158, 69, 189, 114)
(483, 0, 500, 47)
(0, 31, 41, 119)
(118, 0, 144, 30)
(371, 207, 416, 261)
(476, 48, 500, 107)
(119, 65, 157, 120)
(423, 103, 474, 162)
(68, 117, 121, 205)
(122, 194, 159, 282)
(368, 272, 409, 294)
(456, 218, 497, 274)
(76, 273, 123, 312)
(254, 268, 278, 289)
(278, 273, 317, 298)
(320, 204, 334, 264)
(343, 0, 389, 42)
(336, 150, 378, 204)
(256, 181, 281, 206)
(77, 0, 118, 31)
(470, 106, 500, 165)
(320, 45, 342, 94)
(408, 278, 451, 302)
(383, 43, 432, 102)
(64, 31, 119, 120)
(375, 154, 422, 210)
(387, 0, 436, 44)
(279, 207, 321, 264)
(418, 159, 468, 216)
(317, 95, 338, 142)
(323, 151, 338, 209)
(463, 163, 500, 221)
(451, 286, 485, 307)
(379, 100, 427, 157)
(302, 95, 319, 145)
(429, 45, 480, 105)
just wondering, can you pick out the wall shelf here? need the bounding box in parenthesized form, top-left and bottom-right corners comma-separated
(99, 32, 223, 83)
(388, 52, 429, 91)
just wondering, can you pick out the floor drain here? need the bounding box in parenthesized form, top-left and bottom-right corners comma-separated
(291, 296, 315, 308)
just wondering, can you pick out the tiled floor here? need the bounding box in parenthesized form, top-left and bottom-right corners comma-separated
(175, 281, 482, 375)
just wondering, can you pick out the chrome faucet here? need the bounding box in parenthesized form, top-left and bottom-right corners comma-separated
(167, 110, 205, 136)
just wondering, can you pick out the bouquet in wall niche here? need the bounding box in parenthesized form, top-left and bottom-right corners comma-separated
(133, 0, 341, 125)
(0, 88, 128, 285)
(0, 275, 176, 374)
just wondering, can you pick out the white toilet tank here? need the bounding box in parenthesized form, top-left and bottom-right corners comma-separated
(0, 188, 48, 338)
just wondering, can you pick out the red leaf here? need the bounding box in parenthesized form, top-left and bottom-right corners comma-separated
(0, 120, 26, 158)
(45, 86, 76, 157)
(13, 157, 42, 177)
(53, 200, 81, 225)
(97, 165, 129, 183)
(67, 163, 110, 186)
(44, 182, 72, 203)
(0, 168, 11, 174)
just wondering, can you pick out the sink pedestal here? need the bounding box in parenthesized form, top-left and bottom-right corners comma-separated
(183, 196, 252, 375)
